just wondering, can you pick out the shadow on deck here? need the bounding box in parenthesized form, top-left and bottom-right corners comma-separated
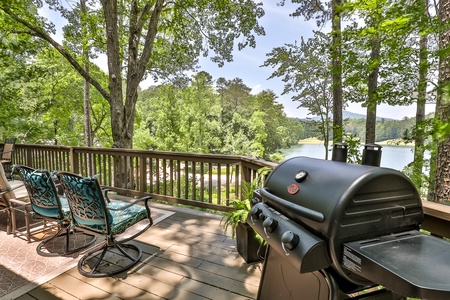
(7, 202, 262, 300)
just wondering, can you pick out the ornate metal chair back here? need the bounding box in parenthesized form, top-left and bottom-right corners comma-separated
(57, 172, 110, 234)
(14, 165, 64, 220)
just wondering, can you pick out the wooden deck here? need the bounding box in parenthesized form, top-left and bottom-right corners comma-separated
(13, 203, 262, 300)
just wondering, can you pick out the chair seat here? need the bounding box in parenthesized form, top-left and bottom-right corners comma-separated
(74, 200, 148, 235)
(31, 197, 71, 219)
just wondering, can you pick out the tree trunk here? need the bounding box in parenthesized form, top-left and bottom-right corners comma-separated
(331, 0, 343, 143)
(81, 0, 93, 175)
(433, 0, 450, 202)
(365, 35, 381, 144)
(101, 0, 127, 148)
(413, 0, 428, 192)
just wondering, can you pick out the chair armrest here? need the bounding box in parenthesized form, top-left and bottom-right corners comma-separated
(0, 149, 13, 156)
(107, 196, 152, 211)
(9, 198, 30, 207)
(102, 188, 112, 203)
(0, 184, 24, 196)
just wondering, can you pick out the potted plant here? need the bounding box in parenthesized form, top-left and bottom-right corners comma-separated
(222, 167, 271, 263)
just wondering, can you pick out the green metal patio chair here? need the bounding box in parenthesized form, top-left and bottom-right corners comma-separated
(56, 171, 153, 277)
(14, 165, 96, 256)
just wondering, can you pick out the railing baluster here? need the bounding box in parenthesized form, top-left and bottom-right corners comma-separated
(200, 162, 204, 202)
(155, 158, 160, 194)
(169, 159, 174, 197)
(208, 163, 212, 204)
(192, 161, 196, 201)
(184, 160, 189, 199)
(149, 157, 154, 194)
(162, 159, 167, 195)
(176, 160, 181, 198)
(217, 163, 221, 205)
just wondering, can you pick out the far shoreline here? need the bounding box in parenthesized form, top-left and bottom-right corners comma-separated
(298, 137, 414, 147)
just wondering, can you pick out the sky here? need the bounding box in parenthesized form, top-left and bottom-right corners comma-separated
(43, 1, 435, 120)
(183, 1, 435, 120)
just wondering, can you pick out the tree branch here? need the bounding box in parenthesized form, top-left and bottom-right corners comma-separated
(0, 6, 111, 103)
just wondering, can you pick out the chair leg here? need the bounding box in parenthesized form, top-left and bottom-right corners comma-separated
(36, 227, 97, 257)
(78, 242, 142, 278)
(24, 206, 31, 243)
(6, 209, 11, 235)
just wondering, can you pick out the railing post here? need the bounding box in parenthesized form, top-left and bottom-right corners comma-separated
(139, 156, 146, 197)
(26, 147, 33, 167)
(241, 162, 252, 184)
(70, 147, 79, 174)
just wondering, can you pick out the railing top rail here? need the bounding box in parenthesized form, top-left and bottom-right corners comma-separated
(15, 143, 277, 167)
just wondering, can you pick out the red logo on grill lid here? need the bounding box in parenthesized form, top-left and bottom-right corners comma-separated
(287, 184, 299, 195)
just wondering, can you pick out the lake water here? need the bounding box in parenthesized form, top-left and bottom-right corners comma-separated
(280, 144, 416, 171)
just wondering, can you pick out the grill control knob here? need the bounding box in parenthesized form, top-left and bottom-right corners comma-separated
(249, 206, 262, 219)
(281, 231, 300, 251)
(249, 206, 262, 224)
(250, 197, 260, 206)
(263, 217, 278, 234)
(259, 213, 266, 221)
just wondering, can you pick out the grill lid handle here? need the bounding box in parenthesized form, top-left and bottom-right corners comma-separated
(260, 188, 325, 223)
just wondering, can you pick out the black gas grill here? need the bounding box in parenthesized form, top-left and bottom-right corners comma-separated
(248, 145, 450, 300)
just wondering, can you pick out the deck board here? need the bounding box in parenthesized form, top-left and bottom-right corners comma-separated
(14, 203, 262, 300)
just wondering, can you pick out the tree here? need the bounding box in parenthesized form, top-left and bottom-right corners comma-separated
(0, 0, 265, 148)
(190, 72, 217, 151)
(14, 48, 112, 145)
(251, 90, 301, 155)
(331, 0, 344, 143)
(412, 0, 436, 194)
(264, 31, 333, 159)
(343, 0, 421, 143)
(280, 0, 344, 142)
(216, 77, 253, 119)
(432, 0, 450, 202)
(135, 75, 299, 160)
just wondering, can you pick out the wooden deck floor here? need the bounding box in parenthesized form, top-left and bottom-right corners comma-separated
(14, 203, 262, 300)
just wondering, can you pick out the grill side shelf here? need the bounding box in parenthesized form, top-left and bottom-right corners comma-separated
(343, 230, 450, 300)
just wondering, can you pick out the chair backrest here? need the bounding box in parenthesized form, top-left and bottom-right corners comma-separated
(1, 138, 16, 161)
(0, 162, 15, 208)
(57, 172, 111, 233)
(14, 165, 63, 219)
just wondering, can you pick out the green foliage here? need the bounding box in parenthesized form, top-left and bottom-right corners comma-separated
(222, 197, 252, 240)
(221, 167, 271, 241)
(135, 75, 303, 159)
(347, 117, 416, 143)
(342, 132, 362, 164)
(341, 0, 436, 110)
(0, 45, 111, 145)
(0, 0, 266, 148)
(402, 160, 430, 199)
(299, 115, 419, 144)
(263, 31, 333, 145)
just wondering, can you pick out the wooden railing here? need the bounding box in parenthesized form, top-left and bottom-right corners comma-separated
(10, 143, 450, 238)
(12, 144, 277, 212)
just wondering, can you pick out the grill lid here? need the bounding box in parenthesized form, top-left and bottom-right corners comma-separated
(262, 156, 423, 240)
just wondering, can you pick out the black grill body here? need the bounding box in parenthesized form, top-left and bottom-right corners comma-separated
(249, 156, 450, 299)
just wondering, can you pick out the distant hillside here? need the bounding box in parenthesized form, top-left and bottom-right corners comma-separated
(296, 110, 396, 122)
